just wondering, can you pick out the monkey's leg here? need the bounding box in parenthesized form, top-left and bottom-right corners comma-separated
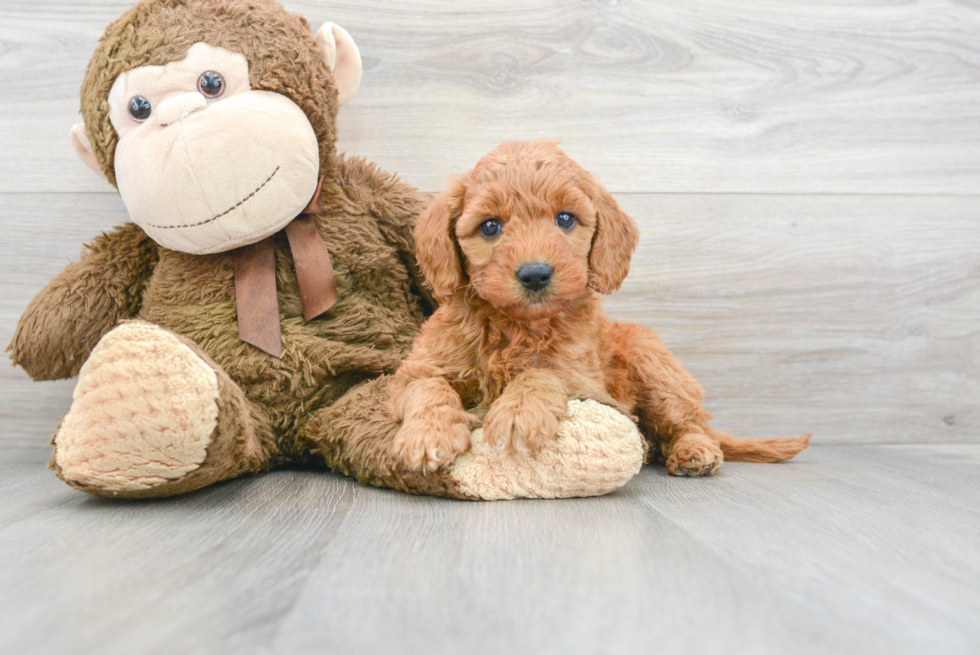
(302, 376, 645, 500)
(303, 376, 470, 498)
(51, 321, 273, 498)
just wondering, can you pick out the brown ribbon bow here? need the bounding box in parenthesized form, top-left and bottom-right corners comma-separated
(231, 176, 337, 357)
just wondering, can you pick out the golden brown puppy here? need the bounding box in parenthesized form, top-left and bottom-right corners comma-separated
(389, 141, 809, 474)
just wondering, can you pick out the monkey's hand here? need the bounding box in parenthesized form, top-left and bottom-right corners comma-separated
(8, 222, 158, 380)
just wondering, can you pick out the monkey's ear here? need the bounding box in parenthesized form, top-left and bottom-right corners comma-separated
(315, 22, 362, 106)
(415, 176, 468, 303)
(70, 123, 107, 181)
(587, 176, 639, 294)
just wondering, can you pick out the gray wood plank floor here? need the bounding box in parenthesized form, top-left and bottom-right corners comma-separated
(0, 442, 978, 655)
(1, 0, 978, 652)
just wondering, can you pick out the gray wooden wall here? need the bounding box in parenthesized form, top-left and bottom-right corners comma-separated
(1, 0, 978, 446)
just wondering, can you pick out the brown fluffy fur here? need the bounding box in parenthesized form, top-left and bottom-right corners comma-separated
(390, 141, 810, 475)
(8, 0, 474, 498)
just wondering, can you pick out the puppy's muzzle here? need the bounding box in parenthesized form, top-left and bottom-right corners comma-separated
(517, 262, 552, 292)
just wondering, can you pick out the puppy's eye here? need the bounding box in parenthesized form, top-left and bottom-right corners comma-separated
(197, 71, 225, 98)
(555, 211, 576, 230)
(479, 219, 502, 238)
(128, 95, 152, 122)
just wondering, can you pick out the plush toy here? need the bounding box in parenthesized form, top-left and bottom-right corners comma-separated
(9, 0, 644, 500)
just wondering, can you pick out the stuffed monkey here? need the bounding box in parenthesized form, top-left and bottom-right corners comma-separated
(9, 0, 644, 500)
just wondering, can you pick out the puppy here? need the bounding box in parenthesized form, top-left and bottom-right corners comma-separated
(389, 141, 809, 474)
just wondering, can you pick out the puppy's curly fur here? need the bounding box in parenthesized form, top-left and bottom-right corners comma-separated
(390, 141, 810, 474)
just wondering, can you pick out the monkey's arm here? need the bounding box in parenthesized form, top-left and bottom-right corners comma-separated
(8, 222, 159, 380)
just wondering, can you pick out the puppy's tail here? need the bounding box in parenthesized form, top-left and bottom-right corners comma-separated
(709, 428, 811, 463)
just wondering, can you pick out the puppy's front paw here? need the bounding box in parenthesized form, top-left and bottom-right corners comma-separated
(483, 393, 567, 454)
(391, 409, 476, 472)
(666, 435, 724, 477)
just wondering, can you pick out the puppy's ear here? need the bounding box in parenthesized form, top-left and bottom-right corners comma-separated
(415, 176, 468, 303)
(587, 176, 639, 294)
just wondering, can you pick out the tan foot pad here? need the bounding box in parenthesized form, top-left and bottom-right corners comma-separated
(55, 322, 220, 493)
(449, 399, 644, 500)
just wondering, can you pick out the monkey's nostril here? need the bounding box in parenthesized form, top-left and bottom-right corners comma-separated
(517, 262, 553, 292)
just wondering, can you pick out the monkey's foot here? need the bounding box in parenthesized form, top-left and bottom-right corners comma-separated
(53, 322, 248, 497)
(449, 399, 644, 500)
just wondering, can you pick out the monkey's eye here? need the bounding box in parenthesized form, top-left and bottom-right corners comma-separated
(555, 211, 576, 230)
(197, 71, 225, 98)
(128, 95, 152, 122)
(478, 219, 502, 238)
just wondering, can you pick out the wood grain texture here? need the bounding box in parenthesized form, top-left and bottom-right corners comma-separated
(1, 0, 979, 194)
(610, 193, 980, 444)
(2, 192, 976, 446)
(1, 1, 978, 653)
(0, 442, 977, 654)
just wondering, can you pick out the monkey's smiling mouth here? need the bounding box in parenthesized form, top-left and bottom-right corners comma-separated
(147, 166, 280, 229)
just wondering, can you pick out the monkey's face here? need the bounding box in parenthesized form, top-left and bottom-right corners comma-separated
(72, 6, 363, 256)
(103, 43, 318, 255)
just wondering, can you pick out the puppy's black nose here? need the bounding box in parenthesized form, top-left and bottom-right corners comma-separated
(517, 262, 553, 291)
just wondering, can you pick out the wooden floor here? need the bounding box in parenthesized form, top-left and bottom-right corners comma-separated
(0, 442, 978, 654)
(1, 0, 979, 652)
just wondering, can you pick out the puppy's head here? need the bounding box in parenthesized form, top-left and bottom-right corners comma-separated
(416, 141, 639, 320)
